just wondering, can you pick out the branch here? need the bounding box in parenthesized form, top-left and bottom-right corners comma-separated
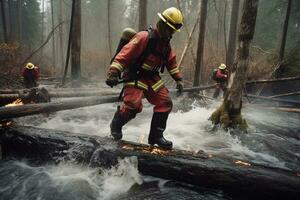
(21, 21, 67, 67)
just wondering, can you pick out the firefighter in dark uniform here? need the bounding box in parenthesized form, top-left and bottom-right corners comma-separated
(105, 7, 184, 149)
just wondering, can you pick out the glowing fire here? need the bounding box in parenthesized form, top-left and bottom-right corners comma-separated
(121, 144, 170, 155)
(5, 98, 23, 107)
(234, 160, 251, 167)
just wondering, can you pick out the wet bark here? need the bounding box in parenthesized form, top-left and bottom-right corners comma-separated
(71, 0, 81, 84)
(226, 0, 240, 70)
(1, 125, 299, 199)
(138, 0, 147, 31)
(193, 0, 208, 86)
(0, 0, 8, 43)
(209, 0, 259, 130)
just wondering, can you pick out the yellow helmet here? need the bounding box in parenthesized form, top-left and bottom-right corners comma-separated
(219, 63, 227, 70)
(25, 62, 35, 69)
(158, 7, 183, 32)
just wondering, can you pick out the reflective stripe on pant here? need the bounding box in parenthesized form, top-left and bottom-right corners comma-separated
(120, 86, 173, 117)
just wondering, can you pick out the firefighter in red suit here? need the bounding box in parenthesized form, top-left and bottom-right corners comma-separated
(22, 62, 40, 88)
(212, 63, 229, 98)
(105, 7, 184, 149)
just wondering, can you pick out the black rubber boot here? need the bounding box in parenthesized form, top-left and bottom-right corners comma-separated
(148, 112, 173, 149)
(110, 109, 135, 140)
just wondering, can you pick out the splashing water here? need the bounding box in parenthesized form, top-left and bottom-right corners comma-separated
(0, 157, 142, 200)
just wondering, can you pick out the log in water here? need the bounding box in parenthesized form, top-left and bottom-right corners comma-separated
(0, 125, 299, 199)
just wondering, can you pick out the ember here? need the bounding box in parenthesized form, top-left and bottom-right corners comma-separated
(234, 160, 251, 167)
(5, 98, 23, 107)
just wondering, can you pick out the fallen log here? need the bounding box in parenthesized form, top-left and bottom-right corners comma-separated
(0, 85, 215, 120)
(0, 125, 299, 199)
(246, 76, 300, 85)
(269, 91, 300, 98)
(247, 94, 300, 105)
(0, 95, 119, 120)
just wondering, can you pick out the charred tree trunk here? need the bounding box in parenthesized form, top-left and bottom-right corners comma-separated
(0, 0, 8, 43)
(193, 0, 208, 86)
(226, 0, 240, 70)
(7, 0, 14, 42)
(275, 0, 292, 78)
(138, 0, 147, 31)
(1, 126, 299, 199)
(71, 0, 81, 85)
(50, 0, 56, 74)
(58, 0, 64, 73)
(209, 0, 259, 131)
(107, 0, 112, 58)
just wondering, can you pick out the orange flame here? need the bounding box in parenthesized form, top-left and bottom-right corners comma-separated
(5, 98, 23, 107)
(234, 160, 251, 167)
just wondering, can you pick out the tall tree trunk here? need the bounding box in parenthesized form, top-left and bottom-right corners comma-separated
(41, 0, 44, 56)
(0, 0, 8, 43)
(138, 0, 147, 31)
(7, 0, 15, 42)
(275, 0, 292, 78)
(209, 0, 259, 131)
(50, 0, 56, 74)
(59, 0, 64, 74)
(107, 0, 112, 58)
(193, 0, 208, 86)
(226, 0, 240, 70)
(71, 0, 81, 85)
(223, 0, 228, 59)
(17, 0, 21, 42)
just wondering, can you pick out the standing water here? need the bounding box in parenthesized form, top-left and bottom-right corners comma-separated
(1, 97, 299, 199)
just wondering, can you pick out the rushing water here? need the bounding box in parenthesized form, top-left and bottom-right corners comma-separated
(1, 96, 299, 199)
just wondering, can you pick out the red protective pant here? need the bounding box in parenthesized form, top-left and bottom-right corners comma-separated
(119, 86, 173, 117)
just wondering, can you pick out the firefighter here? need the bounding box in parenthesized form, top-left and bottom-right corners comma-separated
(105, 7, 184, 149)
(212, 63, 229, 99)
(22, 62, 40, 88)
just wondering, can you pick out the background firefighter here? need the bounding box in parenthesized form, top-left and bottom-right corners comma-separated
(22, 62, 40, 89)
(105, 7, 184, 149)
(212, 63, 229, 99)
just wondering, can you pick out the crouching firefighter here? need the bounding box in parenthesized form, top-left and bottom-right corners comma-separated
(105, 7, 184, 149)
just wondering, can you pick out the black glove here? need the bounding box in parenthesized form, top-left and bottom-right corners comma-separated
(106, 72, 119, 88)
(176, 80, 183, 94)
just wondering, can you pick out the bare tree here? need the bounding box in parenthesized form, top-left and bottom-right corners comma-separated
(275, 0, 292, 78)
(0, 0, 8, 43)
(59, 0, 64, 73)
(71, 0, 81, 84)
(51, 0, 56, 72)
(107, 0, 112, 58)
(138, 0, 147, 31)
(193, 0, 208, 86)
(226, 0, 240, 70)
(209, 0, 259, 131)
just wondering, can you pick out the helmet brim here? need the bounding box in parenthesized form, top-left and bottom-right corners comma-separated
(158, 13, 181, 32)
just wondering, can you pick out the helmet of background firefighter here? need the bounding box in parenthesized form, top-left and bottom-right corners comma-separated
(218, 63, 227, 70)
(25, 62, 35, 69)
(157, 7, 183, 32)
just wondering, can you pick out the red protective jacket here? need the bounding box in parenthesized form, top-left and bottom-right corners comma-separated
(108, 29, 182, 92)
(215, 69, 228, 82)
(22, 67, 40, 80)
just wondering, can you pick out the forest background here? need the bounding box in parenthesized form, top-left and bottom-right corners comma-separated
(0, 0, 299, 87)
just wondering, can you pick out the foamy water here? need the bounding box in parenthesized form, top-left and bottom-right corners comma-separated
(15, 97, 300, 170)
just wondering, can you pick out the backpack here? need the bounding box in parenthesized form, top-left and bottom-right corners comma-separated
(111, 27, 170, 81)
(211, 69, 218, 81)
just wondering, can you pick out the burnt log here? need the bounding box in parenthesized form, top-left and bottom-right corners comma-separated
(0, 95, 119, 120)
(0, 85, 215, 120)
(0, 125, 299, 199)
